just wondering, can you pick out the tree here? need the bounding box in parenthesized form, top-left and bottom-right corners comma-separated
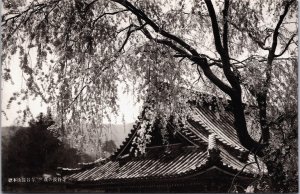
(2, 0, 297, 192)
(102, 139, 117, 155)
(2, 112, 91, 179)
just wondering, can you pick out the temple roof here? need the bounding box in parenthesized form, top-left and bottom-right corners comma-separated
(65, 144, 262, 183)
(61, 99, 267, 183)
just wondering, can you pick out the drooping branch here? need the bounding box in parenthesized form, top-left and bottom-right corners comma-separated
(65, 64, 111, 110)
(2, 3, 49, 42)
(140, 26, 233, 95)
(143, 32, 233, 95)
(268, 112, 297, 127)
(4, 0, 295, 157)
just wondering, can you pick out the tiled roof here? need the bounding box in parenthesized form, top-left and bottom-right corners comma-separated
(63, 101, 267, 183)
(190, 106, 246, 151)
(66, 145, 261, 183)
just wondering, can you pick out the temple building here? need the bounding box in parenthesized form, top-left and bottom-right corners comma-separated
(58, 95, 266, 193)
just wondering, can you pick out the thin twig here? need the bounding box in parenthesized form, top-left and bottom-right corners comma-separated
(228, 161, 256, 192)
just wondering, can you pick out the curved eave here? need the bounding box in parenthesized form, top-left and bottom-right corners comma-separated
(65, 147, 263, 184)
(190, 106, 247, 152)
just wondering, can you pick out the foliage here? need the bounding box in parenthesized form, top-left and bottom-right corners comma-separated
(1, 0, 298, 192)
(102, 140, 117, 154)
(2, 112, 92, 178)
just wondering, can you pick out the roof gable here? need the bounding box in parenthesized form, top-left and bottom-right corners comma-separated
(112, 100, 247, 160)
(61, 96, 268, 183)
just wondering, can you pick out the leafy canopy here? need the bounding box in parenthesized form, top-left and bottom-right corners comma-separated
(2, 0, 297, 154)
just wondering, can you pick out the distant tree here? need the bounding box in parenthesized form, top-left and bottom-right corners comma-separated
(102, 140, 117, 154)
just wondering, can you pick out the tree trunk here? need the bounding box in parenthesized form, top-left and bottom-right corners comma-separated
(231, 94, 265, 156)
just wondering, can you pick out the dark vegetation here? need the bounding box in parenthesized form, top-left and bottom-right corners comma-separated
(2, 112, 93, 179)
(102, 139, 117, 154)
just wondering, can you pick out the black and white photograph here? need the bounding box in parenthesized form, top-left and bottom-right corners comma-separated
(1, 0, 298, 193)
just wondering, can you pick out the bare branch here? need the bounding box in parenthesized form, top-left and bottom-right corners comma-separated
(222, 0, 229, 53)
(228, 161, 257, 192)
(269, 0, 296, 58)
(117, 24, 132, 34)
(173, 53, 221, 63)
(258, 57, 296, 62)
(228, 21, 271, 50)
(111, 0, 200, 57)
(265, 0, 296, 88)
(196, 64, 206, 84)
(208, 61, 223, 68)
(263, 33, 272, 45)
(92, 9, 129, 27)
(204, 0, 224, 54)
(205, 0, 241, 92)
(118, 23, 148, 52)
(2, 3, 45, 26)
(274, 34, 296, 57)
(140, 25, 190, 56)
(248, 32, 271, 50)
(230, 55, 265, 66)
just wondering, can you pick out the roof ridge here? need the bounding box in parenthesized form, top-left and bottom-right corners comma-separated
(190, 106, 246, 152)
